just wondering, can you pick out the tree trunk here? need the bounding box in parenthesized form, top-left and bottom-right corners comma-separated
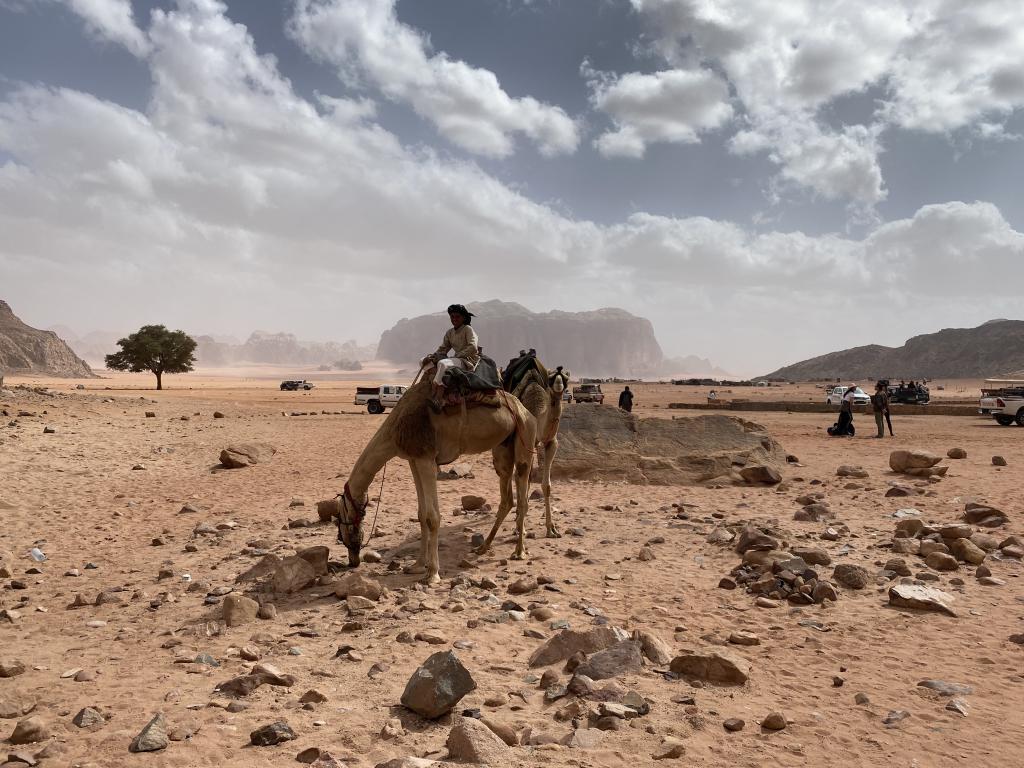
(155, 370, 163, 390)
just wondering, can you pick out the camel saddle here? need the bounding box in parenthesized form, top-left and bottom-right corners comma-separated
(440, 354, 502, 410)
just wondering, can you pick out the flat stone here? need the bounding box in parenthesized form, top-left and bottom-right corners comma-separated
(917, 680, 972, 697)
(574, 641, 643, 681)
(0, 661, 26, 679)
(334, 572, 385, 601)
(727, 632, 759, 646)
(529, 626, 629, 668)
(669, 650, 749, 685)
(888, 584, 956, 617)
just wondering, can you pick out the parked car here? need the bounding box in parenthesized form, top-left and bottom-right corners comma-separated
(354, 385, 406, 414)
(572, 383, 604, 404)
(979, 380, 1024, 426)
(825, 386, 870, 406)
(280, 380, 314, 391)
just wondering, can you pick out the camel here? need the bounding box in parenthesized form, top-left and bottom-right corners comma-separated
(335, 376, 537, 584)
(478, 362, 570, 555)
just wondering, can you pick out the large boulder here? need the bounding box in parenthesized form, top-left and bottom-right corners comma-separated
(889, 450, 941, 473)
(401, 652, 476, 719)
(552, 409, 786, 485)
(888, 584, 956, 617)
(334, 572, 385, 601)
(528, 626, 629, 668)
(129, 713, 169, 753)
(446, 717, 513, 765)
(271, 556, 316, 594)
(222, 594, 259, 627)
(219, 442, 276, 468)
(734, 524, 777, 554)
(963, 503, 1008, 527)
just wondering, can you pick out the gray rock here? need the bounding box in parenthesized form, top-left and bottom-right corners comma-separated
(528, 626, 629, 668)
(271, 556, 316, 594)
(917, 680, 972, 697)
(129, 713, 168, 753)
(734, 524, 777, 554)
(836, 465, 869, 478)
(574, 641, 643, 681)
(946, 698, 969, 716)
(219, 442, 276, 468)
(72, 707, 106, 728)
(0, 660, 26, 678)
(400, 651, 476, 719)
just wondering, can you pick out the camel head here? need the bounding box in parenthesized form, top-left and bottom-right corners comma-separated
(336, 483, 368, 567)
(549, 366, 571, 395)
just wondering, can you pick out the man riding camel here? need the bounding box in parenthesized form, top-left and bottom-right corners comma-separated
(421, 304, 480, 412)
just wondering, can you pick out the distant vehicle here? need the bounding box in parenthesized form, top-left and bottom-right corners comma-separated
(355, 384, 406, 414)
(280, 380, 314, 391)
(825, 386, 870, 406)
(884, 380, 930, 405)
(572, 383, 604, 404)
(979, 379, 1024, 426)
(562, 388, 572, 403)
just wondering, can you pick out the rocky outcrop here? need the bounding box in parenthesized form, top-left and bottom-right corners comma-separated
(764, 319, 1024, 380)
(0, 301, 95, 377)
(376, 300, 664, 378)
(552, 407, 786, 485)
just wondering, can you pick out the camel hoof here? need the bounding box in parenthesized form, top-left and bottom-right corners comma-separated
(403, 563, 426, 575)
(423, 573, 441, 586)
(510, 551, 528, 561)
(474, 545, 490, 557)
(546, 528, 562, 539)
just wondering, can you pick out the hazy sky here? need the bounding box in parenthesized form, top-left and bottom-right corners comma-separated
(2, 0, 1023, 374)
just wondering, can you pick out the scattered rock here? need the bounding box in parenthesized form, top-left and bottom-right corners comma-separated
(963, 503, 1007, 527)
(446, 716, 512, 764)
(461, 495, 486, 511)
(924, 552, 958, 572)
(271, 556, 317, 594)
(734, 524, 777, 554)
(949, 538, 986, 565)
(836, 465, 869, 478)
(222, 594, 259, 627)
(0, 660, 26, 679)
(889, 450, 941, 473)
(947, 448, 967, 459)
(9, 716, 49, 745)
(334, 572, 385, 602)
(400, 651, 476, 719)
(992, 456, 1007, 467)
(669, 650, 749, 685)
(888, 584, 956, 616)
(761, 712, 787, 731)
(917, 680, 972, 697)
(129, 713, 168, 753)
(297, 546, 330, 577)
(832, 564, 868, 589)
(529, 626, 629, 668)
(219, 442, 276, 468)
(250, 721, 297, 746)
(634, 630, 673, 665)
(723, 718, 745, 732)
(72, 707, 106, 728)
(574, 641, 643, 681)
(508, 577, 538, 595)
(739, 465, 782, 485)
(728, 632, 759, 646)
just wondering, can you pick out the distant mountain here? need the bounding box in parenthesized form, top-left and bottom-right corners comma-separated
(195, 331, 377, 367)
(1, 300, 95, 377)
(376, 300, 665, 378)
(659, 355, 733, 379)
(764, 320, 1024, 380)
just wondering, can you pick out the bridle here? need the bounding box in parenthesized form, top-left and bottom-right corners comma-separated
(336, 481, 368, 545)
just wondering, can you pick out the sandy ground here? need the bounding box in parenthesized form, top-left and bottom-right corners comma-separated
(1, 371, 1022, 767)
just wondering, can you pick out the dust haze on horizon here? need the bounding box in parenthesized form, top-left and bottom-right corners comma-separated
(2, 0, 1024, 378)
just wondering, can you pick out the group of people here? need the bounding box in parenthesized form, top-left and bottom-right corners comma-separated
(828, 382, 893, 438)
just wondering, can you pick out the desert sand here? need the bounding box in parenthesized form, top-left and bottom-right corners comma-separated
(1, 370, 1022, 767)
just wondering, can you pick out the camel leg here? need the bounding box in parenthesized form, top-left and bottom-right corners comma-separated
(541, 436, 561, 538)
(479, 445, 515, 556)
(404, 460, 428, 575)
(511, 452, 532, 560)
(412, 457, 442, 585)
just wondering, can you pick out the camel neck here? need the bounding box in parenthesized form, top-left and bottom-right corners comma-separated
(347, 427, 398, 498)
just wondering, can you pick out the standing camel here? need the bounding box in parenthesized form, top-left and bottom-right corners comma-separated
(335, 379, 537, 584)
(478, 363, 570, 555)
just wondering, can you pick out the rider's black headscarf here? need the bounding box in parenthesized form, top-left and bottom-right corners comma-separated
(447, 304, 474, 325)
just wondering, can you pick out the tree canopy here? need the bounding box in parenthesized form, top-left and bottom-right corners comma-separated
(105, 325, 197, 390)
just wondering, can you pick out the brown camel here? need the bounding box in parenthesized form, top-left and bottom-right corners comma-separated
(335, 377, 537, 584)
(478, 363, 570, 555)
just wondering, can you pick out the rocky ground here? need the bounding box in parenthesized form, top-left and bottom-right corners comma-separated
(1, 375, 1022, 768)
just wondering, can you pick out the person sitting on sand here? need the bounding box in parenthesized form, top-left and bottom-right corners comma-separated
(421, 304, 480, 412)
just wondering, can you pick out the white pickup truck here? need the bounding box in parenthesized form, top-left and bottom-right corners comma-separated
(979, 380, 1024, 426)
(354, 385, 406, 414)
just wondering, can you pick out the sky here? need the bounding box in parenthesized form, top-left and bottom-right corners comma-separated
(1, 0, 1023, 375)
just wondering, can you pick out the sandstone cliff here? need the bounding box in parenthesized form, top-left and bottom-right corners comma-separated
(0, 301, 95, 377)
(376, 300, 664, 378)
(765, 320, 1024, 380)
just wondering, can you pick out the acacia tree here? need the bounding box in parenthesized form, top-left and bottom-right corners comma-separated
(105, 325, 197, 390)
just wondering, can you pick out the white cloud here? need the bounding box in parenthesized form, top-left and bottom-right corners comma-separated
(61, 0, 151, 57)
(587, 66, 733, 158)
(3, 0, 1024, 375)
(612, 0, 1024, 205)
(287, 0, 579, 158)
